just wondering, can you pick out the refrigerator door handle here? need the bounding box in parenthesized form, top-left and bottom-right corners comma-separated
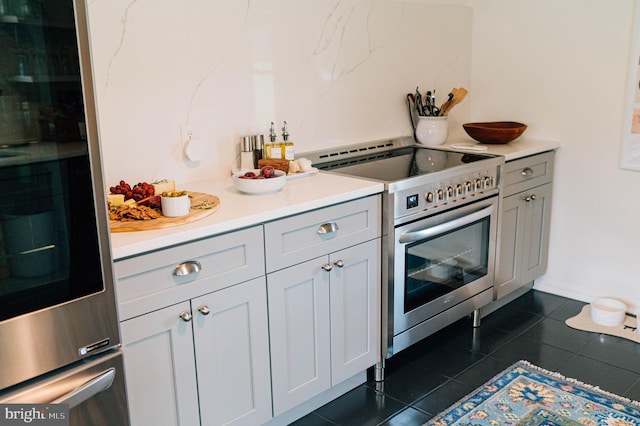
(51, 368, 116, 408)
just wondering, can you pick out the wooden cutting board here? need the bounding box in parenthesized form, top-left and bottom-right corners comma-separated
(109, 192, 220, 232)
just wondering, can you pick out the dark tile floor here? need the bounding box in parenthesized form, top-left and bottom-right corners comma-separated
(292, 290, 640, 426)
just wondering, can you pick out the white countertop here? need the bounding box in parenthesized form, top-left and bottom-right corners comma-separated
(440, 136, 561, 161)
(108, 137, 559, 260)
(109, 172, 384, 260)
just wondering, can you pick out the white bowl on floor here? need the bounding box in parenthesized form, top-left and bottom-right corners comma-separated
(590, 298, 627, 326)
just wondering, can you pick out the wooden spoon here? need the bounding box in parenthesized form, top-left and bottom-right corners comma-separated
(439, 87, 468, 116)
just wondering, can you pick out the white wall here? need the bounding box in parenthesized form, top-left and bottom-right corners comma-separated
(471, 0, 640, 306)
(86, 0, 473, 186)
(87, 0, 640, 306)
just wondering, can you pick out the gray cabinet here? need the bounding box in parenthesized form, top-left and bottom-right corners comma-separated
(115, 196, 383, 425)
(495, 151, 554, 299)
(264, 196, 381, 416)
(116, 226, 272, 426)
(191, 277, 272, 426)
(120, 301, 200, 426)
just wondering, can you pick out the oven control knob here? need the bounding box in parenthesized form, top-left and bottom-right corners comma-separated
(484, 176, 492, 187)
(465, 181, 473, 192)
(446, 186, 454, 199)
(425, 192, 434, 203)
(437, 189, 445, 201)
(475, 178, 483, 190)
(456, 184, 463, 196)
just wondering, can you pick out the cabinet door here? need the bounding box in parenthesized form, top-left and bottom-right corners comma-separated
(329, 239, 380, 385)
(496, 194, 526, 299)
(267, 258, 331, 416)
(120, 301, 200, 426)
(521, 183, 552, 284)
(192, 278, 272, 426)
(496, 183, 553, 299)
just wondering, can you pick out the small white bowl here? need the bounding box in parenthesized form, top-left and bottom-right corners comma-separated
(233, 169, 286, 194)
(161, 194, 190, 217)
(590, 298, 627, 327)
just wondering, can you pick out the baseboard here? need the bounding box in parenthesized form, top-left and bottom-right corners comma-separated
(480, 283, 533, 318)
(533, 279, 593, 304)
(263, 372, 366, 426)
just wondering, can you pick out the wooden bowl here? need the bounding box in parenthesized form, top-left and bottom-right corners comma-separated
(462, 121, 527, 144)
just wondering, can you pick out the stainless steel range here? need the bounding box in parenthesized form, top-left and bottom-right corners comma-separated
(306, 137, 504, 380)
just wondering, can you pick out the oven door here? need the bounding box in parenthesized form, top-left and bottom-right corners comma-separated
(0, 350, 129, 426)
(393, 196, 498, 337)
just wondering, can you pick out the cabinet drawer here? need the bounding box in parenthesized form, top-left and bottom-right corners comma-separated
(503, 151, 554, 197)
(115, 226, 264, 320)
(264, 196, 380, 273)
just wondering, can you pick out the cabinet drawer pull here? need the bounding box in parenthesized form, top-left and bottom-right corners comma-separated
(521, 167, 533, 177)
(317, 222, 339, 235)
(322, 263, 333, 271)
(522, 194, 537, 202)
(333, 260, 344, 268)
(198, 305, 211, 315)
(173, 260, 202, 276)
(178, 311, 192, 322)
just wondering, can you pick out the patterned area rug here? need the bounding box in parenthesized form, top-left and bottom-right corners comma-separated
(426, 360, 640, 426)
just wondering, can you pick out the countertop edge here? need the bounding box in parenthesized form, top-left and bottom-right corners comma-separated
(109, 137, 558, 260)
(440, 136, 561, 161)
(109, 174, 384, 260)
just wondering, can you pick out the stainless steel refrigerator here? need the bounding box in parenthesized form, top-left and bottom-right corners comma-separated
(0, 0, 129, 424)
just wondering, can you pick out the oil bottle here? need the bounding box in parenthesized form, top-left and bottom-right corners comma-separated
(282, 121, 294, 160)
(266, 122, 282, 159)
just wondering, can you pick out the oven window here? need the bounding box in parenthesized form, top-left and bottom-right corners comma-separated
(404, 217, 489, 313)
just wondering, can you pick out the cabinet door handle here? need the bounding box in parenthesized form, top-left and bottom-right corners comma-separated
(522, 194, 536, 202)
(317, 222, 339, 235)
(198, 305, 211, 315)
(322, 263, 333, 271)
(173, 260, 202, 277)
(178, 311, 192, 322)
(333, 260, 344, 268)
(521, 167, 533, 177)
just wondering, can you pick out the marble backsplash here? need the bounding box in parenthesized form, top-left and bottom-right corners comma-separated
(86, 0, 472, 185)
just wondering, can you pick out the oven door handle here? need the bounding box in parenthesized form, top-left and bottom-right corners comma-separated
(399, 205, 494, 244)
(51, 368, 116, 408)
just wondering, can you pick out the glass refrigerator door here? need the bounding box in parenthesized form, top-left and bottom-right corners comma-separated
(0, 0, 103, 321)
